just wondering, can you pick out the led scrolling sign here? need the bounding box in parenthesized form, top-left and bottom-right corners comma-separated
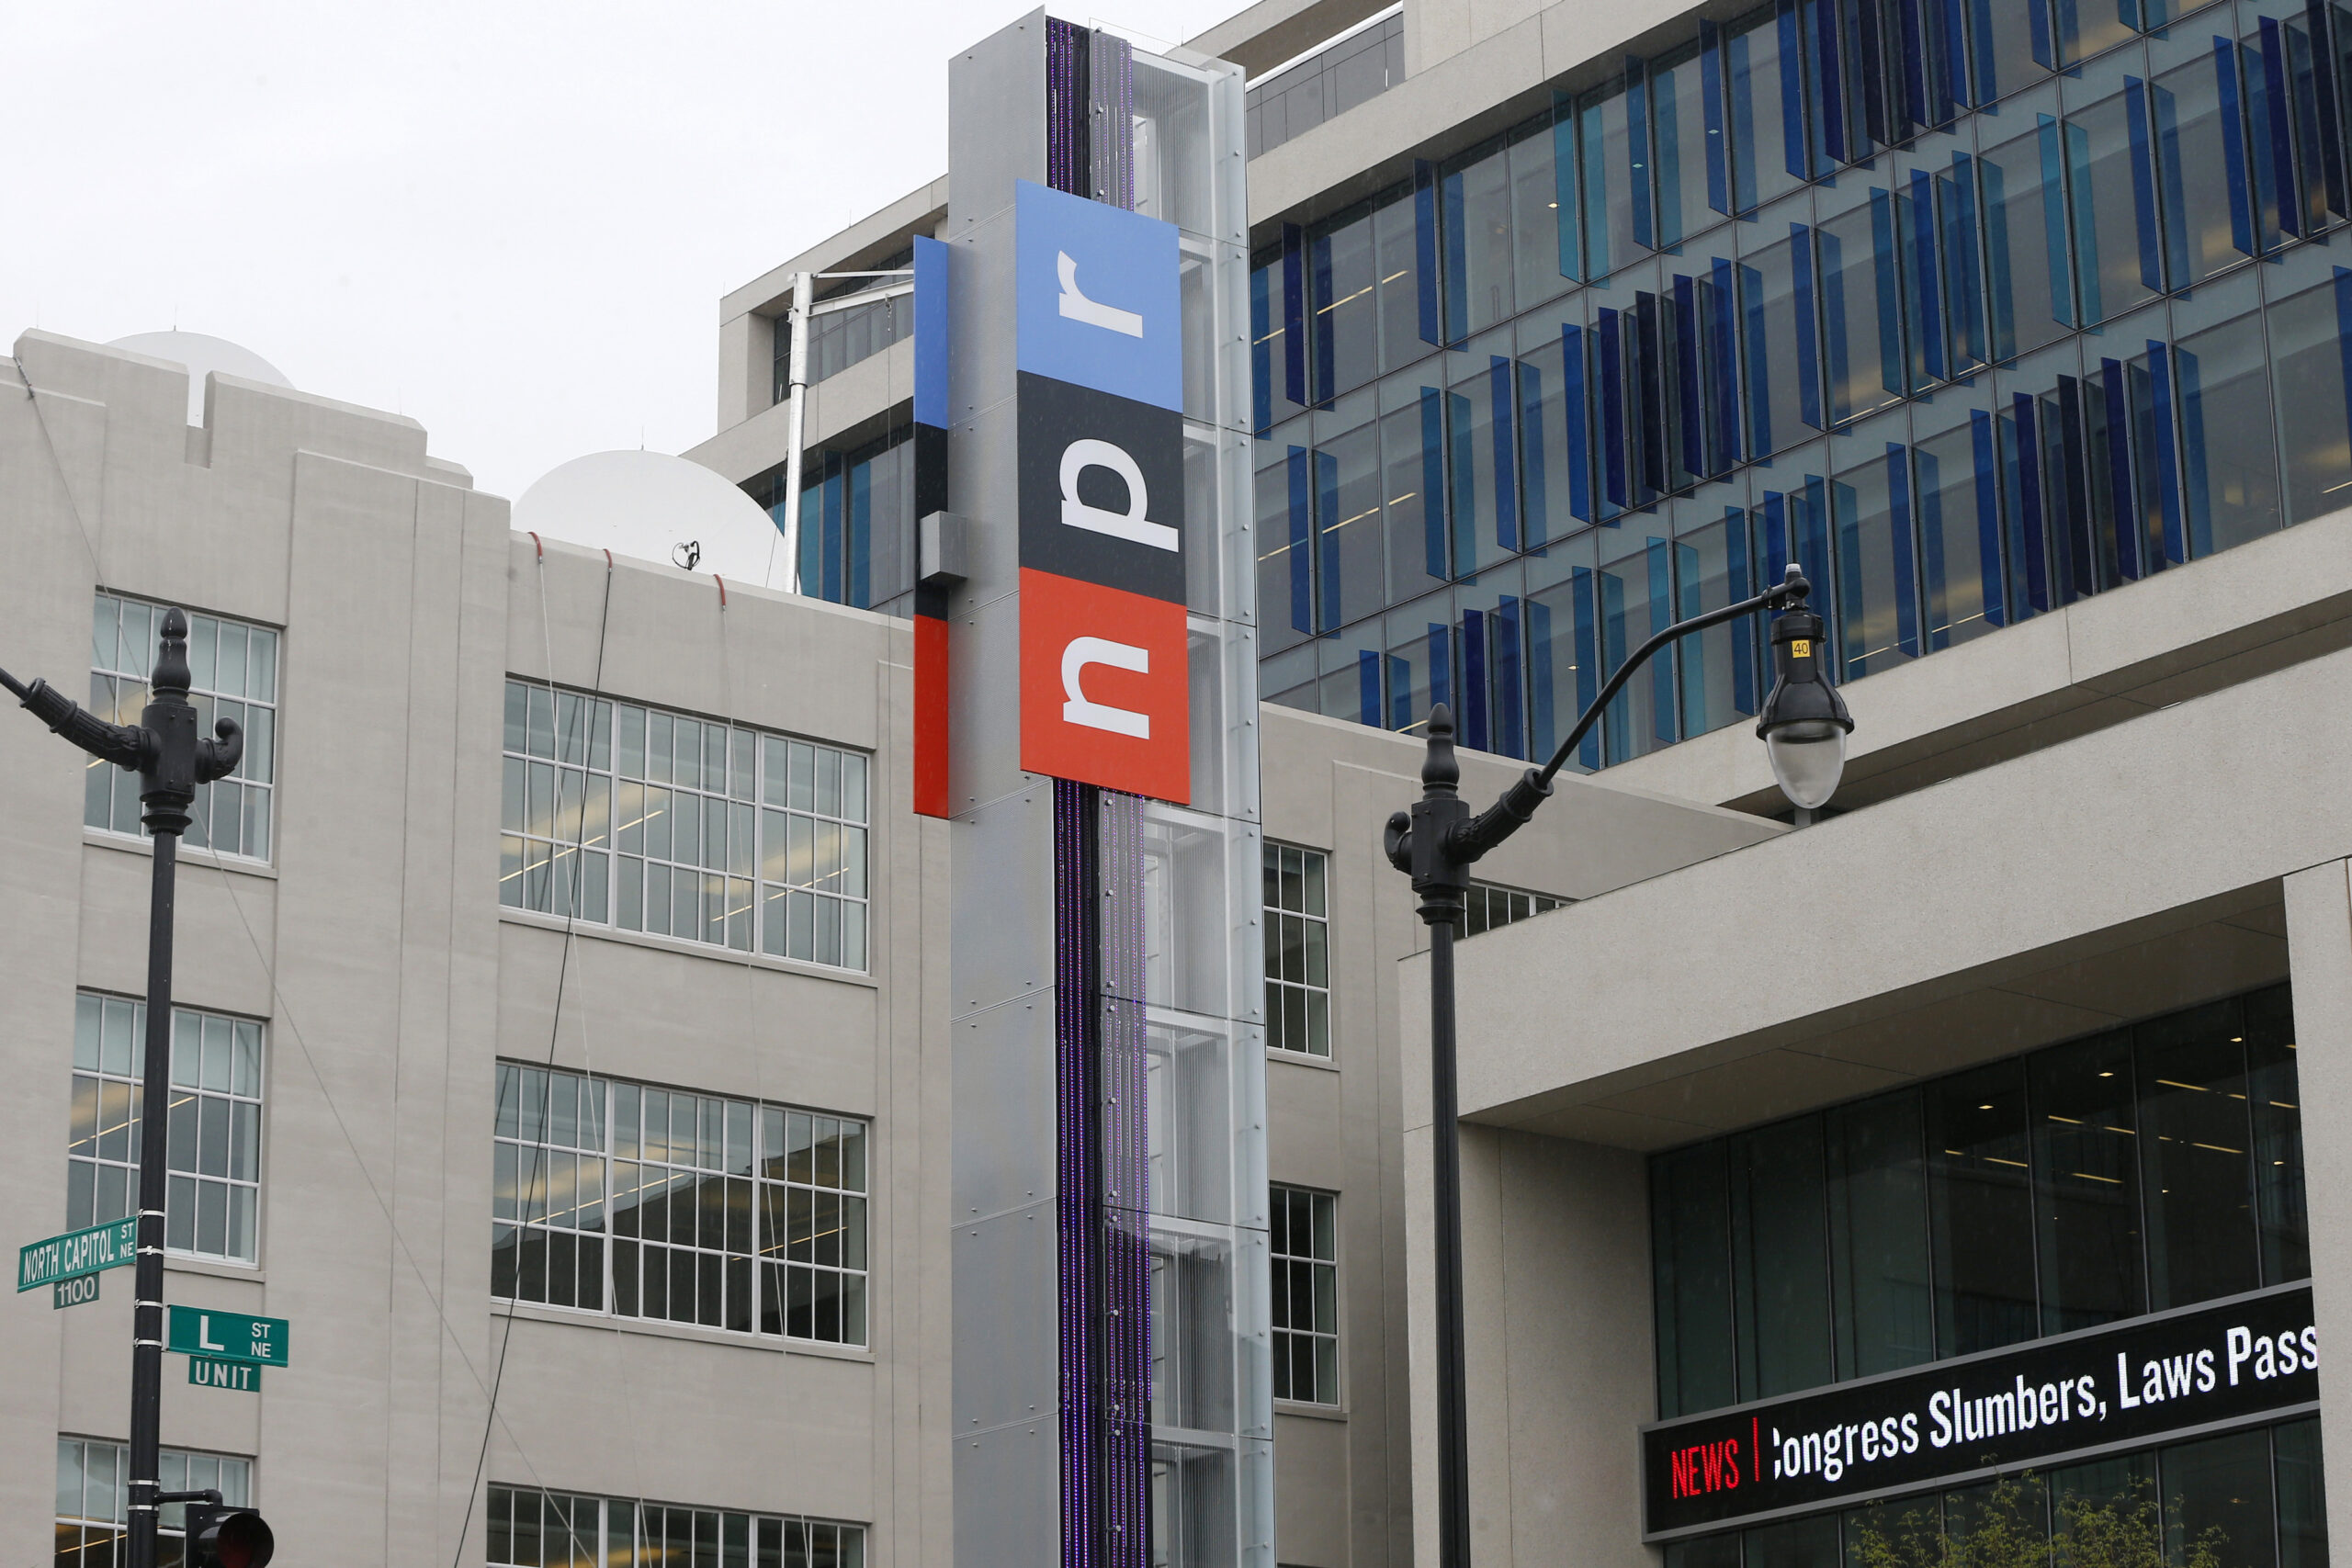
(1639, 1282, 2320, 1540)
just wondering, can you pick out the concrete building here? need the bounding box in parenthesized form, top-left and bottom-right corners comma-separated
(13, 0, 2352, 1560)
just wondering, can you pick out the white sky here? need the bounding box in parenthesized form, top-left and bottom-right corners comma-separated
(4, 1, 1248, 502)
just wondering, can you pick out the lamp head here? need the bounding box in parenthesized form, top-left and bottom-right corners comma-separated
(1755, 565, 1854, 812)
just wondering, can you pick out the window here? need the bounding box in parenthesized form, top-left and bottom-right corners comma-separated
(492, 1064, 868, 1347)
(1650, 982, 2303, 1418)
(67, 994, 264, 1265)
(56, 1438, 251, 1568)
(498, 680, 871, 972)
(487, 1485, 865, 1568)
(1271, 1185, 1340, 1404)
(1463, 881, 1564, 936)
(1263, 844, 1330, 1056)
(87, 592, 277, 860)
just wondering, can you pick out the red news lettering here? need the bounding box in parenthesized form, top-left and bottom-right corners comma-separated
(1670, 1438, 1744, 1499)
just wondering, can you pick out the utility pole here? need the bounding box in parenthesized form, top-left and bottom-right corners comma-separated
(4, 608, 243, 1568)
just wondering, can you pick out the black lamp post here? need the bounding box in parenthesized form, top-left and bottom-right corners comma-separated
(1383, 563, 1850, 1568)
(3, 609, 243, 1568)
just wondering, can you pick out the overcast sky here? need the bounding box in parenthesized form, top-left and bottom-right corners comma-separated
(4, 1, 1247, 502)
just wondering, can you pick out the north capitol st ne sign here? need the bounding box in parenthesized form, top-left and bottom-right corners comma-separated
(1640, 1281, 2318, 1540)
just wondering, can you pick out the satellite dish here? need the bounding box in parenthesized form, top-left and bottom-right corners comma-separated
(107, 332, 293, 426)
(514, 450, 789, 589)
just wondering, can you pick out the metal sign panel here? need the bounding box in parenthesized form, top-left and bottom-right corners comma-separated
(17, 1218, 137, 1292)
(1639, 1281, 2320, 1540)
(53, 1275, 100, 1310)
(1012, 178, 1189, 803)
(166, 1305, 291, 1367)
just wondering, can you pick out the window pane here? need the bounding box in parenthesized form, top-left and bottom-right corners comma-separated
(1928, 1060, 2038, 1356)
(1826, 1090, 1931, 1381)
(2139, 999, 2259, 1309)
(1729, 1115, 1830, 1400)
(2030, 1029, 2144, 1335)
(1651, 1142, 1735, 1416)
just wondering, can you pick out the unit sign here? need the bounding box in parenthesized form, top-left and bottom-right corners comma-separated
(1640, 1282, 2319, 1540)
(1012, 179, 1190, 803)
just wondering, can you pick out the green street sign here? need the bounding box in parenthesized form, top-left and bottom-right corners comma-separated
(18, 1218, 138, 1292)
(53, 1275, 100, 1310)
(187, 1356, 260, 1393)
(166, 1305, 290, 1368)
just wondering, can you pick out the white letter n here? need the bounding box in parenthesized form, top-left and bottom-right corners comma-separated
(1063, 637, 1150, 738)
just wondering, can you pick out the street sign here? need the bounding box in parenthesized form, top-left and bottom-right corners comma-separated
(53, 1275, 100, 1310)
(18, 1218, 138, 1292)
(166, 1306, 290, 1367)
(187, 1356, 260, 1393)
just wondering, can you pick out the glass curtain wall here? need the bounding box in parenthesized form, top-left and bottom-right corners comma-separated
(747, 426, 919, 618)
(1649, 983, 2301, 1419)
(1255, 0, 2352, 770)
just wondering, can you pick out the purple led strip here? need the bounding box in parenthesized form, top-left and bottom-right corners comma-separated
(1049, 19, 1149, 1567)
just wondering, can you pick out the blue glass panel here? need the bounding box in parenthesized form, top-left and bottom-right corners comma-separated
(1510, 119, 1573, 313)
(1252, 253, 1311, 432)
(2053, 0, 2138, 68)
(1928, 0, 1971, 119)
(1939, 152, 1992, 372)
(2149, 31, 2256, 287)
(1711, 255, 1747, 467)
(1914, 393, 2008, 648)
(1443, 340, 1521, 575)
(1283, 224, 1309, 406)
(1313, 620, 1387, 726)
(1384, 595, 1455, 734)
(1373, 189, 1431, 375)
(1555, 91, 1586, 282)
(1582, 78, 1656, 278)
(1905, 168, 1949, 385)
(1817, 183, 1910, 424)
(1526, 536, 1603, 772)
(2263, 259, 2352, 522)
(1654, 42, 1721, 249)
(1811, 0, 1851, 162)
(1979, 108, 2078, 361)
(1829, 425, 1923, 678)
(1379, 376, 1452, 604)
(2144, 340, 2190, 564)
(1415, 161, 1443, 346)
(1598, 525, 1679, 761)
(1670, 487, 1765, 735)
(1458, 567, 1530, 759)
(1965, 0, 2053, 116)
(2173, 270, 2283, 553)
(1441, 140, 1518, 342)
(1314, 395, 1388, 629)
(1702, 21, 1734, 216)
(1737, 210, 1826, 456)
(1516, 316, 1590, 541)
(1725, 2, 1812, 211)
(2064, 62, 2168, 327)
(1599, 305, 1632, 509)
(1307, 205, 1377, 400)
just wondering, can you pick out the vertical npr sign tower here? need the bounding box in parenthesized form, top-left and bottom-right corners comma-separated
(938, 13, 1272, 1568)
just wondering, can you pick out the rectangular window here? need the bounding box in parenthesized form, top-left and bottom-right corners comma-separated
(500, 680, 871, 974)
(68, 993, 263, 1265)
(1270, 1185, 1339, 1404)
(56, 1438, 251, 1567)
(1263, 844, 1330, 1057)
(485, 1484, 865, 1568)
(492, 1063, 869, 1347)
(87, 592, 278, 861)
(1462, 882, 1564, 937)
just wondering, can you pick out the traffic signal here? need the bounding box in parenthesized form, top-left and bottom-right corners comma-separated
(177, 1495, 275, 1568)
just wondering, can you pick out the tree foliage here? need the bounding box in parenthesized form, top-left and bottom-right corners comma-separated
(1846, 1475, 2223, 1568)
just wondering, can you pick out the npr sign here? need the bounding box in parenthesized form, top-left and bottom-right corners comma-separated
(1013, 180, 1189, 804)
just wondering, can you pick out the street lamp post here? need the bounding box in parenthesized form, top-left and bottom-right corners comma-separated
(3, 609, 243, 1568)
(1383, 564, 1851, 1567)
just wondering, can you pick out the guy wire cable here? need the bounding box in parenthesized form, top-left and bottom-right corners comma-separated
(455, 539, 616, 1568)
